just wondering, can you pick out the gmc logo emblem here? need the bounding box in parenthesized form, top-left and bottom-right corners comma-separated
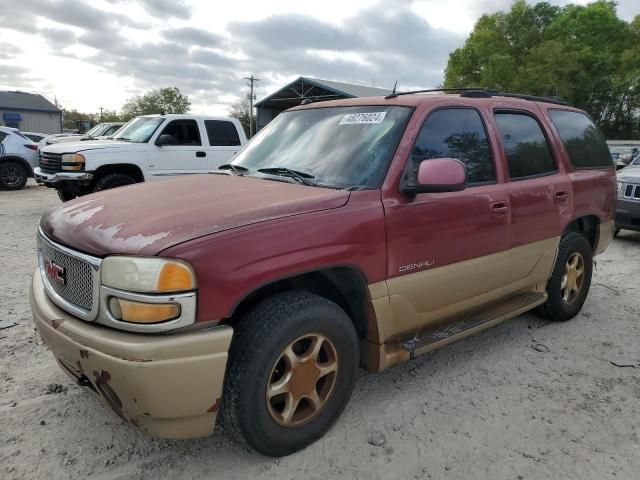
(45, 258, 66, 285)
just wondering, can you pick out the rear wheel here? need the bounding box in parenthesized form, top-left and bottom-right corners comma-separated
(93, 173, 136, 192)
(537, 232, 593, 321)
(0, 162, 28, 190)
(220, 291, 359, 457)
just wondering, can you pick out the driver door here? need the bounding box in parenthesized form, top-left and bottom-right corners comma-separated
(149, 119, 208, 180)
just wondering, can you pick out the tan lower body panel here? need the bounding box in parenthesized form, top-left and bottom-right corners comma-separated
(363, 237, 559, 372)
(30, 271, 232, 439)
(595, 219, 615, 255)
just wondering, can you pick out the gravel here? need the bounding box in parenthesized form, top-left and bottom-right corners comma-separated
(1, 180, 639, 479)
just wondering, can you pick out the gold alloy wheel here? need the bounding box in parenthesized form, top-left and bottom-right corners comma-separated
(561, 252, 585, 305)
(266, 333, 339, 427)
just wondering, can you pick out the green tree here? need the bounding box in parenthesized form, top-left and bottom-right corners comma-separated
(228, 96, 255, 138)
(444, 1, 640, 139)
(120, 87, 191, 120)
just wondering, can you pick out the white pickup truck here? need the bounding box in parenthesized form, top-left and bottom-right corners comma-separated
(35, 114, 247, 201)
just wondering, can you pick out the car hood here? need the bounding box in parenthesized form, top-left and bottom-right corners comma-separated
(617, 166, 640, 182)
(41, 140, 138, 154)
(40, 175, 350, 256)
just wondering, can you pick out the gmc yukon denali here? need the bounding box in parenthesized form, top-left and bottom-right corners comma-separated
(30, 90, 616, 456)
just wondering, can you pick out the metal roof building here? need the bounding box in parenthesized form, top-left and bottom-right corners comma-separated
(0, 91, 62, 134)
(255, 77, 391, 131)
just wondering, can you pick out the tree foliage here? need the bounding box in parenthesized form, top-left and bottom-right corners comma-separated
(228, 96, 255, 138)
(120, 87, 191, 121)
(444, 1, 640, 139)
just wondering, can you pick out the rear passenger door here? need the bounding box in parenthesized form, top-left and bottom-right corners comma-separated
(383, 107, 511, 339)
(203, 120, 243, 170)
(493, 110, 570, 288)
(150, 119, 207, 180)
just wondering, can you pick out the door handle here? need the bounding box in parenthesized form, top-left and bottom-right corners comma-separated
(490, 201, 509, 217)
(195, 151, 206, 158)
(554, 191, 568, 203)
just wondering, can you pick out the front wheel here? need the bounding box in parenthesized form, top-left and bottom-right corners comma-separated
(57, 188, 76, 202)
(0, 162, 28, 190)
(537, 232, 593, 322)
(220, 291, 359, 457)
(93, 173, 136, 192)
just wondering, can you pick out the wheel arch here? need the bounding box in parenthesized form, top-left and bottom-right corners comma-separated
(0, 156, 33, 176)
(94, 163, 144, 183)
(561, 214, 600, 251)
(226, 265, 373, 340)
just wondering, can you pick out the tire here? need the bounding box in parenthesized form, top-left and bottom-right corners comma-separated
(93, 173, 136, 192)
(220, 291, 359, 457)
(537, 232, 593, 322)
(57, 188, 76, 202)
(0, 161, 28, 190)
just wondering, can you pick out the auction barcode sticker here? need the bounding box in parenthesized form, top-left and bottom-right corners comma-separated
(339, 112, 387, 125)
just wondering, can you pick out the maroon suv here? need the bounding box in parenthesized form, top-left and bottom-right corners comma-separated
(30, 90, 616, 456)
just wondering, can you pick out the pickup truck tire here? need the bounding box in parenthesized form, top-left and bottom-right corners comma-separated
(220, 291, 359, 457)
(0, 161, 28, 190)
(537, 232, 593, 322)
(57, 188, 76, 202)
(93, 173, 136, 192)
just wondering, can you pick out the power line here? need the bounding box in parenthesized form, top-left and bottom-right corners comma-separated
(243, 75, 260, 138)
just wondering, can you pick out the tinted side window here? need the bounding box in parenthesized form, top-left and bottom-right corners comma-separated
(205, 120, 241, 146)
(549, 110, 612, 168)
(0, 132, 8, 142)
(494, 113, 555, 179)
(411, 108, 495, 184)
(160, 120, 201, 146)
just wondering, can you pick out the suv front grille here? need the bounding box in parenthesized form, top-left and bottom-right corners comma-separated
(622, 183, 640, 201)
(39, 152, 62, 174)
(37, 232, 101, 320)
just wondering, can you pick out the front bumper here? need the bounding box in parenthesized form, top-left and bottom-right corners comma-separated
(616, 198, 640, 232)
(34, 167, 93, 185)
(30, 271, 233, 439)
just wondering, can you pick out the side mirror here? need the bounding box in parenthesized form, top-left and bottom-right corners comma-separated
(155, 134, 175, 146)
(402, 158, 467, 194)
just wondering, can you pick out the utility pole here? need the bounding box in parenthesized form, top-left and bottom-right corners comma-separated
(99, 107, 104, 121)
(243, 75, 260, 138)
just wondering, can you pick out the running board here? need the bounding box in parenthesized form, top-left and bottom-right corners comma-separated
(381, 291, 547, 369)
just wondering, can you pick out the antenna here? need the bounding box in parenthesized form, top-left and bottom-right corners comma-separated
(392, 81, 398, 95)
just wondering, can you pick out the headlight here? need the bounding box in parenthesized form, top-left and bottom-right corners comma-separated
(108, 297, 180, 324)
(61, 153, 85, 171)
(101, 256, 196, 293)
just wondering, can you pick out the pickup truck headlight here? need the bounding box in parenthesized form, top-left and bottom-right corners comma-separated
(102, 256, 196, 293)
(61, 153, 85, 171)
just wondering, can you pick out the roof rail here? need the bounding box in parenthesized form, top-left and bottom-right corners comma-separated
(385, 87, 571, 106)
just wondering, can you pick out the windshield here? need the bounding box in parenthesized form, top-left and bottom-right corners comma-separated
(113, 117, 165, 143)
(231, 106, 411, 188)
(85, 124, 107, 137)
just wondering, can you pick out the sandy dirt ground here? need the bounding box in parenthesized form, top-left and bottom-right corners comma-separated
(1, 180, 639, 480)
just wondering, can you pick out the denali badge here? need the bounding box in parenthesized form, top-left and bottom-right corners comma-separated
(399, 260, 434, 273)
(44, 258, 66, 285)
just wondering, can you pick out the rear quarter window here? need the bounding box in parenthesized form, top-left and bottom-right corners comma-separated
(0, 132, 7, 142)
(549, 110, 612, 168)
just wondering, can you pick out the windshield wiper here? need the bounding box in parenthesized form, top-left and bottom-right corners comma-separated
(257, 167, 316, 186)
(219, 164, 248, 176)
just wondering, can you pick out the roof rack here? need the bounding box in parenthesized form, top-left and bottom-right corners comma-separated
(385, 87, 571, 106)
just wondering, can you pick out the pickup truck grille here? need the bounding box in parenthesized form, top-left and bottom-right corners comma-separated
(39, 152, 63, 174)
(622, 183, 640, 201)
(37, 232, 101, 320)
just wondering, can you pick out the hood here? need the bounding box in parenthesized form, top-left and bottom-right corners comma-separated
(40, 175, 350, 256)
(617, 166, 640, 182)
(41, 140, 137, 154)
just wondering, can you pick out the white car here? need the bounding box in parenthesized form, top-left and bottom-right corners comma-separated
(0, 126, 39, 190)
(35, 114, 247, 201)
(21, 131, 48, 143)
(49, 122, 125, 144)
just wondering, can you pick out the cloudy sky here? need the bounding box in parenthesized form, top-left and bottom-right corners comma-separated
(0, 0, 636, 116)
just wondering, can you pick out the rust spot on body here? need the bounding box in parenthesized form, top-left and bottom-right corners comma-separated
(207, 398, 221, 413)
(80, 349, 89, 359)
(51, 319, 64, 330)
